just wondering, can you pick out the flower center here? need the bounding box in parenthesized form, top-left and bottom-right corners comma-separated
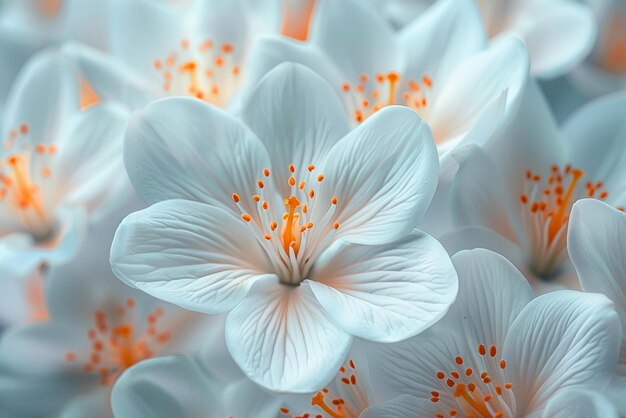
(232, 164, 340, 285)
(519, 164, 623, 277)
(280, 0, 317, 41)
(341, 71, 433, 124)
(432, 344, 515, 418)
(596, 13, 626, 74)
(65, 298, 171, 386)
(280, 359, 369, 418)
(0, 124, 56, 240)
(154, 39, 242, 108)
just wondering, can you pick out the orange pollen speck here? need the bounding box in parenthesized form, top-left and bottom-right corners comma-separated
(341, 71, 433, 123)
(66, 300, 171, 386)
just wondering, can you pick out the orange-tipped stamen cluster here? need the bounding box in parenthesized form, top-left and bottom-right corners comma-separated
(519, 164, 622, 276)
(0, 124, 56, 240)
(65, 298, 171, 386)
(154, 39, 242, 107)
(341, 72, 433, 123)
(232, 163, 340, 285)
(281, 359, 369, 418)
(432, 344, 515, 418)
(597, 13, 626, 74)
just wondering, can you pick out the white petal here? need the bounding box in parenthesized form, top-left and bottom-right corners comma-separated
(111, 356, 213, 418)
(450, 145, 519, 244)
(309, 231, 457, 342)
(429, 37, 529, 150)
(111, 199, 275, 314)
(2, 50, 79, 146)
(309, 0, 398, 79)
(59, 389, 111, 418)
(360, 395, 425, 418)
(124, 97, 270, 215)
(319, 106, 438, 245)
(563, 90, 626, 203)
(443, 249, 534, 347)
(543, 388, 619, 418)
(511, 0, 596, 78)
(108, 0, 187, 79)
(53, 103, 130, 223)
(225, 279, 352, 392)
(399, 0, 486, 87)
(241, 62, 348, 192)
(504, 290, 621, 414)
(60, 41, 155, 110)
(0, 206, 87, 276)
(245, 35, 344, 96)
(569, 199, 626, 365)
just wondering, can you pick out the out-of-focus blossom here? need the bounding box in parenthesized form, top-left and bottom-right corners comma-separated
(445, 82, 626, 291)
(569, 199, 626, 373)
(99, 0, 287, 110)
(0, 0, 108, 106)
(571, 0, 626, 96)
(0, 215, 213, 418)
(248, 0, 529, 163)
(361, 0, 595, 79)
(110, 63, 458, 392)
(365, 249, 621, 417)
(0, 50, 130, 276)
(111, 355, 281, 418)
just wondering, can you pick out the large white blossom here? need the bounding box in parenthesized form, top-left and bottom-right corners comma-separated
(110, 63, 458, 392)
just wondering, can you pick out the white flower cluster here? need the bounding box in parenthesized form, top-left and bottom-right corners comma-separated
(0, 0, 624, 417)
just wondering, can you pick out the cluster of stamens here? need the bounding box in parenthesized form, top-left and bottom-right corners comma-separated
(280, 359, 368, 418)
(65, 298, 171, 386)
(341, 72, 433, 123)
(154, 39, 242, 107)
(0, 124, 56, 240)
(232, 164, 339, 285)
(519, 164, 622, 277)
(597, 13, 626, 74)
(432, 344, 514, 418)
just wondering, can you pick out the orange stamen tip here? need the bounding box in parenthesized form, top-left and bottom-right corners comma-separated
(232, 193, 240, 203)
(241, 214, 252, 222)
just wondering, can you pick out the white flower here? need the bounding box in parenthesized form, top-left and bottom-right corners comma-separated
(247, 0, 529, 162)
(87, 0, 290, 110)
(0, 49, 130, 275)
(445, 82, 626, 290)
(0, 0, 108, 105)
(569, 199, 626, 373)
(111, 355, 281, 418)
(364, 249, 621, 417)
(570, 0, 626, 96)
(360, 0, 595, 79)
(110, 63, 458, 392)
(0, 220, 212, 418)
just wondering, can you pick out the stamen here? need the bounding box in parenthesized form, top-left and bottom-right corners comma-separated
(342, 71, 433, 124)
(65, 299, 171, 386)
(154, 39, 242, 107)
